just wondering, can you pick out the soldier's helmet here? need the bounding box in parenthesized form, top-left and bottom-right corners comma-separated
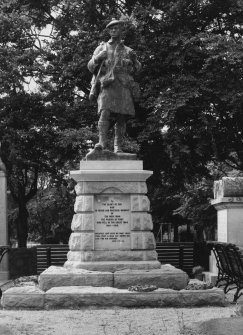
(106, 18, 123, 29)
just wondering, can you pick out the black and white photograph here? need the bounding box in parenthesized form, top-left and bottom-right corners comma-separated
(0, 1, 243, 334)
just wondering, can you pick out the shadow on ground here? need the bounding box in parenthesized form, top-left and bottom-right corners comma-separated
(0, 325, 14, 335)
(198, 317, 243, 335)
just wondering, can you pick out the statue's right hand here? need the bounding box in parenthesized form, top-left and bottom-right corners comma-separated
(95, 50, 107, 63)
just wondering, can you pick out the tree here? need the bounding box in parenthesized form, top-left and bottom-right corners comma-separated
(1, 0, 243, 245)
(131, 1, 243, 236)
(0, 0, 97, 246)
(128, 0, 243, 174)
(27, 175, 75, 244)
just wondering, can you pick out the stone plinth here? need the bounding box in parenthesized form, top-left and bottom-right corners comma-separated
(1, 286, 45, 309)
(44, 286, 225, 308)
(1, 285, 225, 309)
(39, 266, 113, 291)
(113, 265, 188, 289)
(39, 264, 189, 291)
(212, 177, 243, 247)
(64, 160, 161, 272)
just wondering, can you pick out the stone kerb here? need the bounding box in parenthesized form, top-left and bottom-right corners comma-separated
(64, 160, 161, 271)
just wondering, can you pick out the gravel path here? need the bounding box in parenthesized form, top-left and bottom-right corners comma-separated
(0, 305, 240, 335)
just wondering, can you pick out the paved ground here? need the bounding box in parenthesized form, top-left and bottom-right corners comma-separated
(0, 305, 241, 335)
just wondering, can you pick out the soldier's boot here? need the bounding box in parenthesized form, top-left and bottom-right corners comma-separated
(114, 121, 126, 153)
(95, 121, 110, 150)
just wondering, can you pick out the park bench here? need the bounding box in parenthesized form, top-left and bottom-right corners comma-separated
(0, 245, 10, 265)
(207, 241, 243, 302)
(0, 245, 10, 298)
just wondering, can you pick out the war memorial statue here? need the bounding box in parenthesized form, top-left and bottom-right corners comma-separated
(88, 19, 141, 154)
(2, 19, 223, 311)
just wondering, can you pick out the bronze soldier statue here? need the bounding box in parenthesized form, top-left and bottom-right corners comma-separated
(88, 19, 141, 153)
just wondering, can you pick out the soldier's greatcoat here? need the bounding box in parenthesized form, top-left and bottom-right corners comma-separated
(88, 39, 141, 116)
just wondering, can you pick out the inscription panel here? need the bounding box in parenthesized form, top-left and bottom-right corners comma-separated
(94, 195, 130, 250)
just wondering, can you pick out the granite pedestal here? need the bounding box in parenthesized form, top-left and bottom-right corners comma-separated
(39, 159, 189, 291)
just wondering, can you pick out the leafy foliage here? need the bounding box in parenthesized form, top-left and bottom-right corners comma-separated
(134, 0, 243, 235)
(1, 0, 243, 245)
(28, 177, 74, 243)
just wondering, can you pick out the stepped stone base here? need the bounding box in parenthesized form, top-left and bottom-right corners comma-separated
(1, 285, 226, 309)
(39, 264, 189, 291)
(39, 266, 113, 291)
(66, 250, 158, 262)
(1, 286, 45, 309)
(64, 260, 161, 272)
(114, 266, 188, 289)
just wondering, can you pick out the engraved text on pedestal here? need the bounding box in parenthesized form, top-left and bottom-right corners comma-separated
(94, 195, 130, 250)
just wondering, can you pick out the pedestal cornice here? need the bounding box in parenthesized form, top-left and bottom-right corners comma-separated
(211, 197, 243, 210)
(70, 170, 153, 182)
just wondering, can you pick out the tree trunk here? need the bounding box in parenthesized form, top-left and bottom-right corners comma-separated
(16, 202, 29, 247)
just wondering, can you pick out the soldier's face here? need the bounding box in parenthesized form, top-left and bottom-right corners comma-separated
(109, 24, 121, 38)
